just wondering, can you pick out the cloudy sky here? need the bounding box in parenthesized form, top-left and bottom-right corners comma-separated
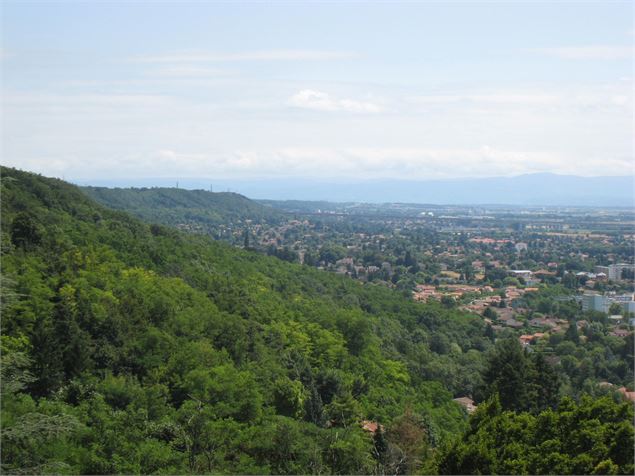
(1, 1, 633, 182)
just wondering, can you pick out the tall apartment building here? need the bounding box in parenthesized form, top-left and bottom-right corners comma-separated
(593, 264, 635, 281)
(581, 293, 609, 313)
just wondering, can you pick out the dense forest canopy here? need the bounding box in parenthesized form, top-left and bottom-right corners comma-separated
(82, 186, 286, 237)
(1, 166, 633, 475)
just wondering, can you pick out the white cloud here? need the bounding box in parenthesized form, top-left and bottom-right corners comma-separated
(238, 146, 562, 178)
(5, 139, 632, 182)
(132, 49, 356, 63)
(222, 147, 631, 179)
(534, 45, 633, 60)
(23, 145, 623, 181)
(289, 89, 382, 113)
(2, 81, 631, 181)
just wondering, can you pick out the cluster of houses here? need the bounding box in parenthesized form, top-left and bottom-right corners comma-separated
(463, 286, 542, 329)
(413, 284, 495, 302)
(519, 333, 546, 346)
(414, 283, 543, 307)
(333, 257, 389, 278)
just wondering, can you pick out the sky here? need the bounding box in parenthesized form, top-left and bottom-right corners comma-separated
(1, 1, 633, 183)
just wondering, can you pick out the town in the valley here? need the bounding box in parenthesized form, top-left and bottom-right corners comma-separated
(222, 202, 635, 409)
(82, 187, 635, 415)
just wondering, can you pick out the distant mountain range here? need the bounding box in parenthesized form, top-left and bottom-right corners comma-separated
(76, 173, 633, 207)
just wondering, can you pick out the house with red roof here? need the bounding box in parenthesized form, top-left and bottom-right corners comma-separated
(617, 387, 635, 402)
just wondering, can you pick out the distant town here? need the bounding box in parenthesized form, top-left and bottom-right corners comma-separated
(166, 201, 635, 358)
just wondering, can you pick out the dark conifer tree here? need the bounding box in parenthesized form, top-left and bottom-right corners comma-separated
(482, 338, 531, 412)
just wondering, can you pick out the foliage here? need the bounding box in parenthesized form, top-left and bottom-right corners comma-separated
(437, 395, 634, 475)
(481, 338, 560, 413)
(1, 166, 632, 475)
(1, 167, 479, 474)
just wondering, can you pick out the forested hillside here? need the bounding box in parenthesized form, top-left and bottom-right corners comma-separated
(1, 167, 633, 475)
(1, 167, 479, 474)
(82, 186, 286, 236)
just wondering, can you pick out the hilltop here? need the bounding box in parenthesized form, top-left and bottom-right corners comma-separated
(82, 186, 286, 236)
(82, 173, 634, 207)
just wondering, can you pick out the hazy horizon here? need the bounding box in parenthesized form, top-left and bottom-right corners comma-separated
(2, 1, 633, 182)
(73, 172, 634, 207)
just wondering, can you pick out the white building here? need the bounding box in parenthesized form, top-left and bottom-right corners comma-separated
(582, 293, 609, 313)
(508, 270, 532, 280)
(595, 264, 635, 281)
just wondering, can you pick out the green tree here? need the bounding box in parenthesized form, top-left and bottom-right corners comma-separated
(565, 321, 580, 344)
(609, 302, 623, 316)
(437, 396, 634, 475)
(484, 324, 495, 342)
(243, 229, 250, 249)
(483, 306, 497, 320)
(482, 338, 531, 412)
(385, 407, 430, 474)
(529, 352, 560, 412)
(273, 377, 306, 418)
(10, 212, 42, 249)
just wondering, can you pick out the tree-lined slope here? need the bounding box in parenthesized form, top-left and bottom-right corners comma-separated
(2, 167, 632, 475)
(2, 167, 482, 474)
(438, 394, 633, 475)
(82, 185, 286, 235)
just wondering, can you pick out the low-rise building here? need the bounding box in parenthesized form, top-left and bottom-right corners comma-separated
(505, 319, 524, 329)
(453, 397, 477, 414)
(508, 270, 532, 280)
(617, 387, 635, 402)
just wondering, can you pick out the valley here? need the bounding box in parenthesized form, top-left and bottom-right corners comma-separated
(1, 167, 632, 474)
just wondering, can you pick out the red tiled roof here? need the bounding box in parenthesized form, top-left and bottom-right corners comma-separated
(361, 420, 384, 434)
(618, 387, 635, 402)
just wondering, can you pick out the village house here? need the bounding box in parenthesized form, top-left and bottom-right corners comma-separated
(453, 396, 477, 414)
(519, 334, 534, 346)
(610, 328, 631, 338)
(361, 420, 384, 434)
(534, 269, 556, 279)
(504, 318, 524, 329)
(519, 332, 546, 347)
(617, 387, 635, 402)
(529, 317, 558, 329)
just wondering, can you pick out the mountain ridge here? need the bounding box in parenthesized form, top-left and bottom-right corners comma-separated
(75, 172, 634, 206)
(81, 185, 287, 235)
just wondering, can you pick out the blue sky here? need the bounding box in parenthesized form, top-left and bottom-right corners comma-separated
(1, 1, 633, 181)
